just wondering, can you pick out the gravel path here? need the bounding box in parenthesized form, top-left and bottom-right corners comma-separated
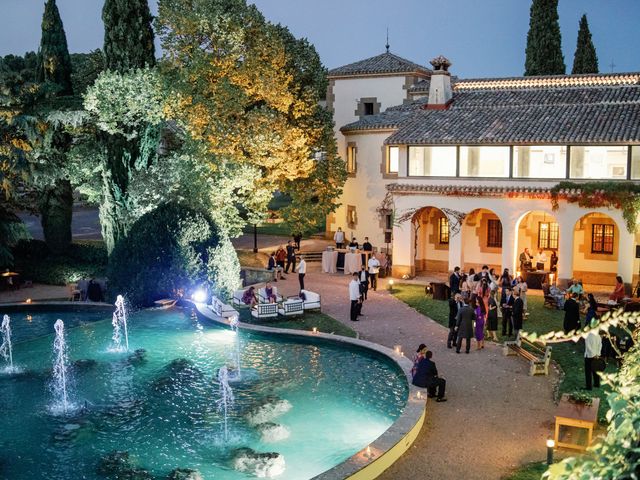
(274, 266, 558, 480)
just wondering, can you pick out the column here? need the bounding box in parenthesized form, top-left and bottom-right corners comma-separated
(557, 220, 574, 287)
(447, 225, 463, 273)
(500, 216, 517, 275)
(617, 227, 635, 290)
(392, 220, 415, 278)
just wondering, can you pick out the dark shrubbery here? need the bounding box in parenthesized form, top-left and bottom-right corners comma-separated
(12, 239, 107, 285)
(107, 202, 220, 308)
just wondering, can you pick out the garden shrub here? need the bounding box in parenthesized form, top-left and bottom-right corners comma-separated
(12, 239, 107, 285)
(107, 202, 223, 308)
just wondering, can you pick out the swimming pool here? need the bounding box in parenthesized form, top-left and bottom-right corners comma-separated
(0, 307, 408, 479)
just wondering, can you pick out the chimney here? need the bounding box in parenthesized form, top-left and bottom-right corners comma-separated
(427, 55, 453, 110)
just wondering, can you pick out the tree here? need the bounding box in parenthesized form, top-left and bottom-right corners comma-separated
(157, 0, 340, 237)
(572, 14, 599, 74)
(35, 0, 75, 254)
(99, 0, 157, 253)
(524, 0, 565, 76)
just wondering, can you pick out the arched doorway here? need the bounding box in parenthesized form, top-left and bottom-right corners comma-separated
(515, 210, 559, 274)
(461, 208, 502, 272)
(572, 212, 620, 288)
(413, 207, 449, 274)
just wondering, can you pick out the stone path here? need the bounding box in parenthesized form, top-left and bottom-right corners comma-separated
(273, 266, 558, 480)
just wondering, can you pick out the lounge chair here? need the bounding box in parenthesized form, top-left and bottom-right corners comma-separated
(258, 286, 283, 304)
(278, 299, 304, 317)
(299, 290, 321, 311)
(233, 289, 251, 308)
(209, 296, 238, 318)
(251, 302, 278, 319)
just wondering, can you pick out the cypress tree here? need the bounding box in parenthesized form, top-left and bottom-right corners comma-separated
(524, 0, 566, 76)
(36, 0, 74, 254)
(100, 0, 156, 252)
(572, 14, 599, 74)
(102, 0, 155, 72)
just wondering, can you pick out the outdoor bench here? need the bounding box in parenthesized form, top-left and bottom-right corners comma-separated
(503, 332, 552, 376)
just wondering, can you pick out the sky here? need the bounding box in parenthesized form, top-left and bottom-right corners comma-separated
(1, 0, 639, 78)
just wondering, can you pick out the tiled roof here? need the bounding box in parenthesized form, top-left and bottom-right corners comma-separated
(340, 99, 425, 131)
(341, 71, 640, 144)
(328, 52, 430, 77)
(387, 184, 592, 197)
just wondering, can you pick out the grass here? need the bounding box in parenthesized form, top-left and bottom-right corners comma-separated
(392, 284, 616, 419)
(237, 308, 357, 338)
(236, 250, 270, 268)
(504, 462, 548, 480)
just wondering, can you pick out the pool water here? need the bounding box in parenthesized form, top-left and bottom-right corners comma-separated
(0, 308, 407, 479)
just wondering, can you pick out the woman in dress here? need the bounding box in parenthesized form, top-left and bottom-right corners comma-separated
(499, 269, 512, 304)
(411, 343, 428, 378)
(585, 293, 599, 326)
(242, 286, 257, 308)
(609, 276, 625, 302)
(476, 278, 491, 317)
(467, 268, 477, 293)
(487, 295, 499, 341)
(516, 275, 528, 314)
(471, 297, 486, 349)
(460, 274, 471, 301)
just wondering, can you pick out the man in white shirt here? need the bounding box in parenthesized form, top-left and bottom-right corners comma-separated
(349, 273, 362, 321)
(536, 249, 548, 270)
(296, 256, 307, 291)
(368, 254, 381, 291)
(334, 227, 345, 249)
(584, 329, 602, 390)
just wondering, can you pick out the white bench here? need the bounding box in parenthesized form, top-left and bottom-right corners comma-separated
(300, 290, 321, 311)
(209, 296, 238, 318)
(278, 299, 304, 317)
(233, 288, 252, 308)
(251, 302, 278, 319)
(258, 286, 283, 304)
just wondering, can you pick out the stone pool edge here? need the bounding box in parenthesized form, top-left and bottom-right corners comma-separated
(192, 302, 427, 480)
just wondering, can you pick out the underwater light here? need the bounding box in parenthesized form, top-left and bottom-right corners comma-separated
(192, 290, 207, 303)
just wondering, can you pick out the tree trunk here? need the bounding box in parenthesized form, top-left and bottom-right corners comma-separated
(39, 178, 73, 254)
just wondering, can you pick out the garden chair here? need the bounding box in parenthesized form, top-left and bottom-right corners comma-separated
(299, 289, 321, 311)
(209, 295, 238, 318)
(251, 302, 278, 319)
(278, 298, 304, 317)
(258, 286, 283, 304)
(68, 283, 81, 302)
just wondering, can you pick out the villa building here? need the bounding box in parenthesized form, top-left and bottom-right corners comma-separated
(326, 51, 640, 288)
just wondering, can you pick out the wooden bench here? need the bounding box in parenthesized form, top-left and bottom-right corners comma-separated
(544, 294, 559, 309)
(503, 332, 552, 376)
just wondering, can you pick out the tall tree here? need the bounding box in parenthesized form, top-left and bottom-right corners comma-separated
(99, 0, 156, 253)
(35, 0, 75, 253)
(572, 14, 599, 74)
(524, 0, 566, 76)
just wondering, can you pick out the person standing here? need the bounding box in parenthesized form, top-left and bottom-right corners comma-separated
(349, 273, 362, 321)
(499, 269, 512, 304)
(334, 227, 345, 249)
(449, 267, 461, 295)
(447, 293, 463, 349)
(284, 240, 297, 274)
(584, 329, 602, 390)
(516, 275, 528, 314)
(275, 245, 287, 270)
(293, 233, 302, 250)
(585, 293, 598, 325)
(487, 295, 499, 341)
(368, 254, 381, 291)
(472, 297, 486, 350)
(501, 288, 514, 337)
(412, 351, 447, 402)
(361, 237, 373, 252)
(536, 249, 548, 270)
(519, 247, 533, 271)
(455, 298, 475, 354)
(563, 293, 581, 334)
(296, 255, 307, 291)
(512, 290, 524, 339)
(359, 264, 369, 300)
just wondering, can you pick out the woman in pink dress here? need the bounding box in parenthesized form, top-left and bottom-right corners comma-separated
(471, 297, 486, 350)
(476, 278, 491, 319)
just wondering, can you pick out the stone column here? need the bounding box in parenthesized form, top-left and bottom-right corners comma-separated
(500, 216, 517, 275)
(392, 219, 415, 278)
(557, 220, 574, 287)
(447, 223, 463, 273)
(617, 226, 635, 291)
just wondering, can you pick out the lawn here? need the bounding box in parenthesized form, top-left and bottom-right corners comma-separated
(504, 462, 548, 480)
(392, 284, 617, 419)
(237, 308, 357, 338)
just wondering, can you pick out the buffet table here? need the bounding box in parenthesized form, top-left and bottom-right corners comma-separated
(321, 251, 338, 273)
(524, 271, 549, 290)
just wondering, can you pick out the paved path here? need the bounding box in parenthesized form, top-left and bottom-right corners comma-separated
(273, 266, 558, 480)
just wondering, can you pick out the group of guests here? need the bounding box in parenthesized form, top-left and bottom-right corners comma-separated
(267, 241, 307, 291)
(411, 344, 447, 402)
(348, 254, 382, 321)
(449, 265, 527, 345)
(333, 227, 373, 252)
(519, 247, 557, 272)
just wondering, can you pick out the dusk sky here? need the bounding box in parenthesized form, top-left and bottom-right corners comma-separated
(1, 0, 639, 78)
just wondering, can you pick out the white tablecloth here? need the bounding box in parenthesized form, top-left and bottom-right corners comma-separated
(321, 251, 338, 273)
(344, 252, 362, 275)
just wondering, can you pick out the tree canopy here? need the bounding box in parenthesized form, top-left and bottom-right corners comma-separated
(524, 0, 566, 76)
(36, 0, 73, 96)
(572, 14, 599, 74)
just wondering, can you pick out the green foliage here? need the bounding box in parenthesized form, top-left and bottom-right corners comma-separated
(38, 178, 73, 254)
(566, 390, 594, 406)
(572, 14, 599, 74)
(206, 236, 241, 301)
(550, 181, 640, 233)
(12, 239, 107, 285)
(36, 0, 73, 96)
(107, 202, 221, 307)
(0, 209, 30, 267)
(102, 0, 155, 73)
(524, 0, 565, 76)
(506, 462, 548, 480)
(70, 50, 105, 95)
(240, 309, 358, 338)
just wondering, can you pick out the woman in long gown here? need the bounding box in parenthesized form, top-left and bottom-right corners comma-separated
(471, 297, 486, 349)
(487, 295, 499, 341)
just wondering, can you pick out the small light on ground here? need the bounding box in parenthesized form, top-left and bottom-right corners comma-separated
(546, 437, 555, 465)
(25, 298, 32, 304)
(312, 327, 318, 334)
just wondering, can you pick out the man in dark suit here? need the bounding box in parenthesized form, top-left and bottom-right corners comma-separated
(359, 265, 369, 300)
(284, 240, 297, 273)
(447, 293, 463, 349)
(449, 266, 461, 294)
(412, 351, 447, 402)
(563, 293, 581, 334)
(502, 288, 514, 337)
(512, 289, 524, 338)
(455, 299, 475, 354)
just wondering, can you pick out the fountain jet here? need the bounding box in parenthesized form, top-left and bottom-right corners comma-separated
(0, 315, 13, 372)
(51, 319, 73, 414)
(111, 295, 129, 352)
(230, 315, 241, 381)
(216, 366, 235, 442)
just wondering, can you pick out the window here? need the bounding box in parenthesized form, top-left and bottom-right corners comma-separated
(487, 219, 502, 248)
(388, 146, 399, 174)
(364, 102, 374, 116)
(459, 146, 510, 178)
(385, 214, 393, 230)
(591, 224, 614, 254)
(538, 222, 559, 249)
(408, 146, 456, 176)
(631, 146, 640, 179)
(438, 217, 449, 244)
(570, 146, 628, 179)
(346, 145, 357, 174)
(347, 205, 357, 228)
(513, 146, 566, 178)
